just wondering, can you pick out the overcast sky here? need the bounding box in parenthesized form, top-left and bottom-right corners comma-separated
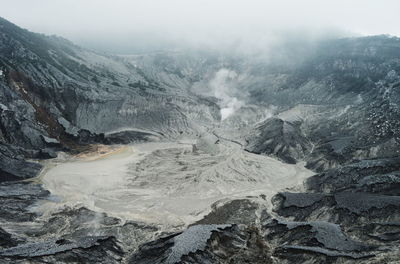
(1, 0, 400, 53)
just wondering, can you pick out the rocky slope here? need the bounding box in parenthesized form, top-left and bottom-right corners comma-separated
(1, 16, 400, 263)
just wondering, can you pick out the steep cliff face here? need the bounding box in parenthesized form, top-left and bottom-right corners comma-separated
(245, 117, 312, 163)
(237, 37, 400, 171)
(2, 15, 399, 167)
(0, 17, 222, 181)
(1, 16, 400, 263)
(0, 17, 220, 144)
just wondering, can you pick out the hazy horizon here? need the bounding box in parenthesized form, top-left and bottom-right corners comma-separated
(1, 0, 400, 54)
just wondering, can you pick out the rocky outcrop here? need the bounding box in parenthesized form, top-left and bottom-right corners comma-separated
(0, 228, 18, 248)
(264, 220, 375, 260)
(0, 16, 223, 182)
(194, 199, 260, 225)
(0, 182, 49, 222)
(270, 157, 400, 262)
(306, 157, 400, 193)
(0, 147, 42, 182)
(0, 236, 124, 264)
(129, 224, 272, 264)
(245, 118, 312, 164)
(0, 180, 158, 263)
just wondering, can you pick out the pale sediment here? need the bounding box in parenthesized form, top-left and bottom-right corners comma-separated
(39, 139, 313, 232)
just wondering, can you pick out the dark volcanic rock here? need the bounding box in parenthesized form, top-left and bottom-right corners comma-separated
(334, 192, 400, 215)
(264, 219, 375, 260)
(104, 130, 160, 144)
(0, 154, 42, 182)
(71, 129, 159, 146)
(0, 228, 18, 248)
(355, 171, 400, 195)
(0, 236, 111, 257)
(130, 225, 229, 264)
(272, 192, 334, 221)
(34, 207, 122, 237)
(274, 245, 374, 260)
(306, 157, 400, 193)
(365, 222, 400, 242)
(270, 155, 400, 262)
(74, 129, 105, 145)
(245, 118, 311, 164)
(0, 182, 49, 222)
(279, 192, 326, 208)
(0, 144, 42, 182)
(0, 236, 123, 263)
(194, 199, 259, 225)
(37, 148, 57, 159)
(274, 191, 400, 230)
(130, 224, 272, 264)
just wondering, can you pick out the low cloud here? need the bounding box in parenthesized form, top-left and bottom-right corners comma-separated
(1, 0, 400, 54)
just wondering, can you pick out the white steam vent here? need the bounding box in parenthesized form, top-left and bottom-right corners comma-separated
(209, 68, 244, 121)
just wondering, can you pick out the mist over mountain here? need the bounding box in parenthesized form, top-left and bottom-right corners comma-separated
(2, 0, 399, 54)
(1, 1, 400, 263)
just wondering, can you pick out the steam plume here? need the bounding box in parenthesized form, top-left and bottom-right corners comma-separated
(209, 68, 244, 121)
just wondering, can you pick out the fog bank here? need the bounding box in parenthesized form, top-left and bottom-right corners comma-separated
(1, 0, 400, 53)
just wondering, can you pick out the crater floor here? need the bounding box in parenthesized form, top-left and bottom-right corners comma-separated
(39, 138, 313, 232)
